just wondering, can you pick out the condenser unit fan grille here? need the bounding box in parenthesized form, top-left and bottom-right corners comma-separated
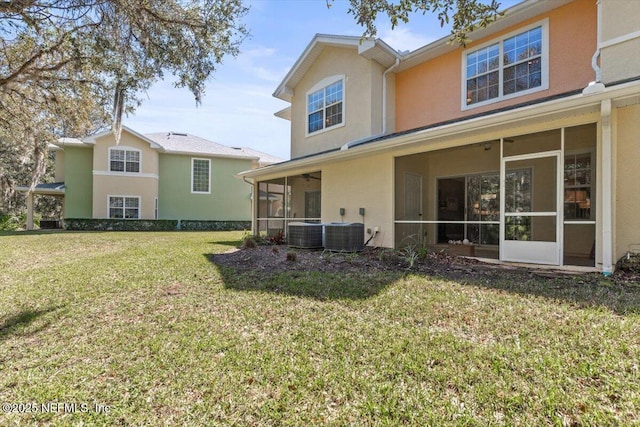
(287, 222, 323, 248)
(323, 222, 364, 252)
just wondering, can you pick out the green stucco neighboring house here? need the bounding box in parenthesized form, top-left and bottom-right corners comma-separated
(63, 145, 93, 218)
(158, 153, 253, 221)
(16, 126, 282, 229)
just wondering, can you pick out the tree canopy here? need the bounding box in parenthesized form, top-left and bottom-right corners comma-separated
(0, 0, 247, 214)
(334, 0, 503, 46)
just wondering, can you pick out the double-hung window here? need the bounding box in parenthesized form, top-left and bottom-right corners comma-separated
(307, 77, 343, 134)
(463, 20, 548, 109)
(192, 158, 211, 194)
(564, 152, 593, 220)
(109, 148, 140, 173)
(109, 196, 140, 219)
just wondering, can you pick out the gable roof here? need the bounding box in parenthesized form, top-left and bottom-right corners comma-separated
(396, 0, 573, 72)
(273, 34, 400, 102)
(234, 147, 284, 165)
(272, 0, 575, 101)
(53, 127, 280, 163)
(84, 125, 163, 149)
(145, 132, 258, 160)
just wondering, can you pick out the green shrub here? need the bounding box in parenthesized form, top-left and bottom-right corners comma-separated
(0, 213, 41, 230)
(64, 219, 178, 231)
(179, 220, 251, 231)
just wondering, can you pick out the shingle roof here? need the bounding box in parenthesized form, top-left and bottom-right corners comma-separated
(235, 147, 284, 165)
(145, 132, 257, 159)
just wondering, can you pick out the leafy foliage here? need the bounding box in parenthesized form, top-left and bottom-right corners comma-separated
(331, 0, 503, 46)
(0, 0, 248, 213)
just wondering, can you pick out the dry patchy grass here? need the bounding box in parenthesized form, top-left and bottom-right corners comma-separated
(0, 230, 638, 426)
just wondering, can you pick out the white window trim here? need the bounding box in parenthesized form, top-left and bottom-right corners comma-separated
(108, 146, 142, 174)
(563, 148, 595, 224)
(93, 170, 158, 179)
(305, 74, 346, 137)
(191, 157, 211, 194)
(461, 18, 549, 111)
(107, 195, 141, 219)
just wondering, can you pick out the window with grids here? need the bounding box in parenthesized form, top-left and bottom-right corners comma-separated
(109, 148, 140, 173)
(564, 153, 592, 220)
(192, 158, 210, 193)
(464, 22, 546, 108)
(109, 196, 140, 219)
(307, 79, 343, 134)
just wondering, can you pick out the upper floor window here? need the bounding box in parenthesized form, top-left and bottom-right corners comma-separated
(192, 158, 211, 194)
(463, 20, 548, 109)
(307, 77, 343, 134)
(109, 147, 140, 173)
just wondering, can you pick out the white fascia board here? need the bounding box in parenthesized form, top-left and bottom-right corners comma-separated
(397, 0, 573, 72)
(83, 125, 164, 150)
(53, 137, 89, 149)
(245, 80, 640, 179)
(273, 34, 384, 101)
(161, 150, 259, 161)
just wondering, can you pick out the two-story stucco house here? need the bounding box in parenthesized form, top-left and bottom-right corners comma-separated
(19, 126, 281, 228)
(241, 0, 640, 274)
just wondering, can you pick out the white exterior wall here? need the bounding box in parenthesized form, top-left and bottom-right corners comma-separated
(600, 0, 640, 84)
(321, 153, 395, 248)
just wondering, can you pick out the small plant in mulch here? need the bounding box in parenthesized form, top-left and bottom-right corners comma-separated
(241, 237, 257, 249)
(615, 253, 640, 284)
(269, 230, 286, 245)
(286, 251, 297, 262)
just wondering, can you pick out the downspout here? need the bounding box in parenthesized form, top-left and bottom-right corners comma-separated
(382, 57, 400, 135)
(583, 0, 605, 95)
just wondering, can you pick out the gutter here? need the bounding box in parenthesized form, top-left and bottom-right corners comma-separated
(239, 80, 640, 179)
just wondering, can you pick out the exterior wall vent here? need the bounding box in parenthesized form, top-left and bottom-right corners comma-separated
(323, 222, 365, 252)
(287, 222, 324, 248)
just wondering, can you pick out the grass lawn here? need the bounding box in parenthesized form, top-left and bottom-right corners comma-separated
(1, 231, 639, 426)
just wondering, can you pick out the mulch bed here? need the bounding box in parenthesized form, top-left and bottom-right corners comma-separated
(213, 244, 640, 287)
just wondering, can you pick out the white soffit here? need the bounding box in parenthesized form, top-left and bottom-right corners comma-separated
(274, 106, 292, 120)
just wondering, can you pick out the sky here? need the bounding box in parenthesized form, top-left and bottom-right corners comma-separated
(125, 0, 504, 160)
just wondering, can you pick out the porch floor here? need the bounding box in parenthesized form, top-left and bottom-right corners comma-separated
(445, 245, 596, 270)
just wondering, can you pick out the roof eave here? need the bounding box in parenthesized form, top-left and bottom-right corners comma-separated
(160, 149, 259, 160)
(273, 33, 400, 102)
(83, 126, 164, 150)
(397, 0, 574, 71)
(243, 81, 640, 179)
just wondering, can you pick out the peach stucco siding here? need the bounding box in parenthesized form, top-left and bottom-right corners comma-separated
(395, 0, 597, 132)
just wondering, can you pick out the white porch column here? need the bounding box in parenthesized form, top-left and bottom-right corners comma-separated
(26, 192, 34, 231)
(601, 99, 614, 275)
(251, 181, 257, 235)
